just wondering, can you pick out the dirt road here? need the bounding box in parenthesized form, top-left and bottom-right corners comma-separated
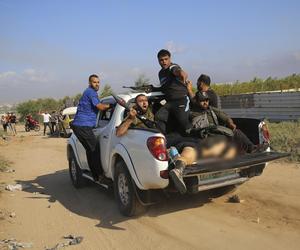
(1, 127, 300, 250)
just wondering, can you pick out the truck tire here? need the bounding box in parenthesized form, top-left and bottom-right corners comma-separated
(68, 150, 85, 188)
(114, 160, 143, 217)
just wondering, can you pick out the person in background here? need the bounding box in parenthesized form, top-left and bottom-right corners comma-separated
(1, 115, 8, 133)
(10, 113, 17, 135)
(187, 74, 219, 108)
(50, 110, 58, 135)
(6, 113, 14, 135)
(57, 110, 65, 137)
(39, 111, 52, 135)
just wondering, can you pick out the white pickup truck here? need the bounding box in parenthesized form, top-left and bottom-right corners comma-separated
(67, 91, 288, 216)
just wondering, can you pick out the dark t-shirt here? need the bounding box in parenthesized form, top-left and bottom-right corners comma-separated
(158, 63, 188, 101)
(205, 89, 219, 108)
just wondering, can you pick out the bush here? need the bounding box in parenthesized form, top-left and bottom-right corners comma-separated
(268, 121, 300, 162)
(212, 73, 300, 96)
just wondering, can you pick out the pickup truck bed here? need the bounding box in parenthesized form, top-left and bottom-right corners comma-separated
(184, 151, 290, 176)
(182, 151, 289, 193)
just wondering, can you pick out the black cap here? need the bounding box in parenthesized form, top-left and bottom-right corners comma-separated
(196, 91, 209, 102)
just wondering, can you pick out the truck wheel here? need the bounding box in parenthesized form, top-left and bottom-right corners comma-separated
(114, 161, 143, 217)
(69, 150, 85, 188)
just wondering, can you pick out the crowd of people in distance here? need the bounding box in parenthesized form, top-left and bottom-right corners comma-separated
(38, 110, 65, 136)
(1, 113, 17, 136)
(0, 110, 68, 138)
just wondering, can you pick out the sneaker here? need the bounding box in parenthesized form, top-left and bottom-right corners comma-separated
(169, 168, 187, 194)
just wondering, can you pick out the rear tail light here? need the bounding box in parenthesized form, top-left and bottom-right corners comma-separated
(262, 127, 270, 142)
(147, 136, 168, 161)
(259, 121, 271, 144)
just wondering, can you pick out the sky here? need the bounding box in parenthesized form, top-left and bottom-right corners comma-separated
(0, 0, 300, 104)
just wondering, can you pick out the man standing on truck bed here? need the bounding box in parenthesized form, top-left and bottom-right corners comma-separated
(71, 74, 111, 181)
(154, 49, 192, 135)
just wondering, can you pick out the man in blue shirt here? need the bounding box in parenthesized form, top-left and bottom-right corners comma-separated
(71, 74, 110, 181)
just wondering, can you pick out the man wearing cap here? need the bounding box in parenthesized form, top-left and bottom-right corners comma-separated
(187, 74, 219, 108)
(71, 74, 111, 181)
(190, 91, 261, 154)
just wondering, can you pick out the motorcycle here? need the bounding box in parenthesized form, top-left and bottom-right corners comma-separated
(25, 118, 40, 132)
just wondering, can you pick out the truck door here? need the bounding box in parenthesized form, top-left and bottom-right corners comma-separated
(93, 98, 116, 175)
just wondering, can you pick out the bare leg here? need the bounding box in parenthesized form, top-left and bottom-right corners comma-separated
(177, 147, 197, 165)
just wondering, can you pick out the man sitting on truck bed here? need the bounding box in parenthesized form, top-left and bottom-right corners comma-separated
(189, 91, 265, 154)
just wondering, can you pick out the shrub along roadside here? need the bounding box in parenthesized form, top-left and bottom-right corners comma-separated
(268, 120, 300, 162)
(212, 73, 300, 96)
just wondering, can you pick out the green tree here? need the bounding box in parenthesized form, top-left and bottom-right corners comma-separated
(212, 73, 300, 96)
(99, 84, 113, 98)
(16, 98, 61, 121)
(73, 93, 82, 106)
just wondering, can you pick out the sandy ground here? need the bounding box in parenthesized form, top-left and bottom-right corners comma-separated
(0, 126, 300, 250)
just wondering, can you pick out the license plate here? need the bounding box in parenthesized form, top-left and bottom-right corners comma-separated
(198, 170, 238, 181)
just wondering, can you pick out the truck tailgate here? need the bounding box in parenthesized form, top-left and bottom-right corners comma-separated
(183, 151, 290, 176)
